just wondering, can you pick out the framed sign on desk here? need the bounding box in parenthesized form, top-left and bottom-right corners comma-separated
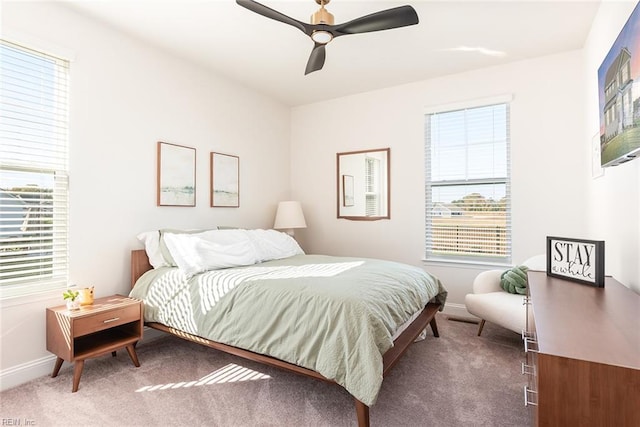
(546, 236, 605, 287)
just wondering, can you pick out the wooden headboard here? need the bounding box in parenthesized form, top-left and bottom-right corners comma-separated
(131, 249, 152, 288)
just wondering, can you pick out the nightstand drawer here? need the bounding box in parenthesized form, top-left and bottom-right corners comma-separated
(74, 304, 139, 337)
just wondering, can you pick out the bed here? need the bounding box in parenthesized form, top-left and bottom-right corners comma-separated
(129, 228, 447, 426)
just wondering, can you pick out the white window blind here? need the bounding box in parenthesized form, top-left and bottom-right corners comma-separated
(365, 156, 380, 216)
(0, 40, 70, 297)
(425, 102, 511, 263)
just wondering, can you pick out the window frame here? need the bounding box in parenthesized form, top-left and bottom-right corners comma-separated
(0, 38, 71, 299)
(424, 95, 512, 265)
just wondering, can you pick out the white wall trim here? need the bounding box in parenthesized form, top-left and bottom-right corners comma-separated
(1, 26, 77, 61)
(0, 327, 165, 392)
(0, 288, 62, 308)
(423, 93, 513, 115)
(0, 354, 56, 392)
(441, 302, 474, 320)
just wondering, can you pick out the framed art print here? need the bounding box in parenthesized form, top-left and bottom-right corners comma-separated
(597, 1, 640, 167)
(546, 236, 605, 287)
(211, 152, 239, 207)
(157, 141, 196, 207)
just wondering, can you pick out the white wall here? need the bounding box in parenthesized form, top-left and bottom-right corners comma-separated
(583, 0, 640, 293)
(4, 0, 639, 393)
(291, 51, 590, 315)
(1, 2, 291, 389)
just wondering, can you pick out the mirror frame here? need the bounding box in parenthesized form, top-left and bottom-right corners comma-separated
(336, 148, 390, 221)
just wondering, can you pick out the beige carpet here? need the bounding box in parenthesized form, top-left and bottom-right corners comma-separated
(0, 316, 529, 426)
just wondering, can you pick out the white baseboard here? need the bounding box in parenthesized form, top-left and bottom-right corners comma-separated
(0, 326, 166, 392)
(0, 354, 57, 392)
(441, 302, 476, 320)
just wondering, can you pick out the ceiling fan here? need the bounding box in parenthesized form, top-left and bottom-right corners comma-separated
(236, 0, 419, 75)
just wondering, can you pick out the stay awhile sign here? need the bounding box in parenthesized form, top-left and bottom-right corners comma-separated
(546, 237, 605, 287)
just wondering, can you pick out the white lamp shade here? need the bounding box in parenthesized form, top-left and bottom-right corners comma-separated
(274, 201, 307, 230)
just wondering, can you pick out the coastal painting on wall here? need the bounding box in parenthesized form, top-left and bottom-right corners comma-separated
(598, 1, 640, 167)
(211, 152, 239, 207)
(157, 141, 196, 207)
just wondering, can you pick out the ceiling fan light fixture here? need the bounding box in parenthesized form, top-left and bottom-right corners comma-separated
(236, 0, 420, 74)
(311, 30, 333, 44)
(311, 4, 334, 25)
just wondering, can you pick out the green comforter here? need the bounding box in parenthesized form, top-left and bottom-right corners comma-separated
(129, 254, 447, 406)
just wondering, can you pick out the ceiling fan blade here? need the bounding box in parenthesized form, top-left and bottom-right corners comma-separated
(332, 5, 418, 36)
(236, 0, 310, 34)
(305, 44, 326, 75)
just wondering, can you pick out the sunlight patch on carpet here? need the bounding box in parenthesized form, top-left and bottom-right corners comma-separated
(135, 363, 271, 392)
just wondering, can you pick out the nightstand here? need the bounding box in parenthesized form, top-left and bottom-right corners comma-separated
(46, 294, 143, 392)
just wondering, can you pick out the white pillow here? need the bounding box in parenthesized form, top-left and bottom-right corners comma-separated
(159, 228, 220, 266)
(137, 227, 219, 269)
(162, 229, 304, 277)
(163, 230, 259, 277)
(136, 231, 167, 269)
(247, 229, 304, 261)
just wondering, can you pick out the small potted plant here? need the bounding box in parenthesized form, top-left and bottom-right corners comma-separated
(63, 289, 80, 311)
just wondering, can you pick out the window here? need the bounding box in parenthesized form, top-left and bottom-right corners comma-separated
(364, 156, 380, 216)
(425, 100, 510, 263)
(0, 40, 70, 297)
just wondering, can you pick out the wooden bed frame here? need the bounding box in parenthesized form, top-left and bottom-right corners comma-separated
(130, 249, 440, 427)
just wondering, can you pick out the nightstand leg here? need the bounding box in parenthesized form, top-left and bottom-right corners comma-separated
(51, 357, 64, 378)
(125, 344, 140, 367)
(72, 360, 85, 393)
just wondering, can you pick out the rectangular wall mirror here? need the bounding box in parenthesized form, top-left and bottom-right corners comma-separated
(337, 148, 390, 220)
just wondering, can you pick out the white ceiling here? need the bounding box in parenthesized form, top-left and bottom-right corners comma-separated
(64, 0, 602, 106)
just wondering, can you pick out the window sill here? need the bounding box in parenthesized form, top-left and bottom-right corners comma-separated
(422, 258, 512, 270)
(0, 287, 65, 308)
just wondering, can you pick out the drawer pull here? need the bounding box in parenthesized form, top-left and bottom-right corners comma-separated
(103, 317, 120, 324)
(523, 386, 538, 406)
(521, 362, 536, 376)
(524, 337, 538, 353)
(521, 329, 535, 340)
